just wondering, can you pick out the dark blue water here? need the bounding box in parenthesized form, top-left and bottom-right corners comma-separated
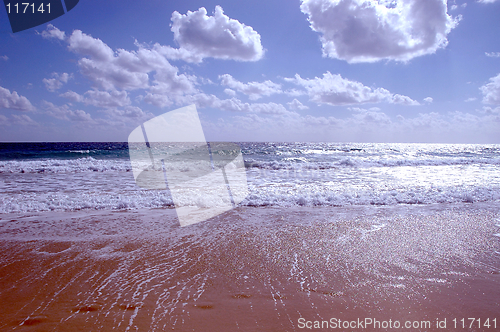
(0, 142, 130, 161)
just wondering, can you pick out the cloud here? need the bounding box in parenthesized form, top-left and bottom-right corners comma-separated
(424, 97, 433, 103)
(176, 93, 293, 115)
(224, 88, 236, 96)
(478, 0, 499, 3)
(104, 106, 151, 119)
(164, 6, 264, 63)
(0, 55, 8, 61)
(61, 29, 198, 95)
(143, 93, 172, 108)
(43, 101, 93, 122)
(67, 30, 148, 90)
(480, 73, 500, 104)
(287, 98, 309, 110)
(83, 89, 130, 108)
(286, 72, 419, 106)
(486, 52, 500, 58)
(219, 74, 282, 100)
(40, 24, 66, 40)
(209, 107, 500, 143)
(300, 0, 459, 63)
(465, 97, 477, 102)
(350, 107, 392, 125)
(60, 89, 130, 108)
(43, 72, 72, 92)
(148, 65, 197, 96)
(11, 114, 37, 126)
(450, 3, 467, 10)
(60, 90, 84, 102)
(0, 86, 35, 111)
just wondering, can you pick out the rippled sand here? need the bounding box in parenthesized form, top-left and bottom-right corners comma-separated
(1, 203, 499, 331)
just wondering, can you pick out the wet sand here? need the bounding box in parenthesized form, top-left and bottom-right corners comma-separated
(0, 203, 499, 331)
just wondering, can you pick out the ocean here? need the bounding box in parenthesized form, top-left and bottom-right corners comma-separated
(1, 142, 499, 213)
(1, 142, 499, 331)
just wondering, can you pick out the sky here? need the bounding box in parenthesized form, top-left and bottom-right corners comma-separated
(0, 0, 499, 143)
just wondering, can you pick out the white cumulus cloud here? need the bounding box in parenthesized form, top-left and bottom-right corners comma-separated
(165, 6, 264, 63)
(40, 24, 65, 40)
(286, 72, 419, 106)
(219, 74, 282, 100)
(43, 101, 93, 122)
(287, 99, 310, 110)
(60, 90, 84, 102)
(480, 73, 500, 104)
(59, 28, 197, 94)
(300, 0, 459, 63)
(0, 86, 35, 111)
(84, 89, 130, 108)
(43, 72, 72, 92)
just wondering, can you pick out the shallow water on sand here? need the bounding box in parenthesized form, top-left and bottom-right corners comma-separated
(0, 203, 499, 331)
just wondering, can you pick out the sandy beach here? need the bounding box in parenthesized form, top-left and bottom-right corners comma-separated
(0, 203, 499, 331)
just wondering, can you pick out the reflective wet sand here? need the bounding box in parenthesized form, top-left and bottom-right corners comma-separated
(1, 203, 499, 331)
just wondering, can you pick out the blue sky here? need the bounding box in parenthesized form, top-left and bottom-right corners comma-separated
(0, 0, 499, 142)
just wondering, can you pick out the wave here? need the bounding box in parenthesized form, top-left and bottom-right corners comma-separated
(1, 183, 498, 214)
(0, 157, 132, 174)
(245, 156, 500, 170)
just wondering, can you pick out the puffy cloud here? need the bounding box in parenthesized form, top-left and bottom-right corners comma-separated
(0, 86, 35, 111)
(287, 98, 309, 110)
(83, 89, 130, 108)
(143, 93, 172, 108)
(68, 30, 114, 62)
(166, 6, 264, 63)
(105, 106, 151, 119)
(64, 29, 197, 94)
(43, 72, 72, 92)
(219, 100, 289, 115)
(40, 24, 65, 40)
(43, 101, 93, 122)
(219, 74, 282, 100)
(286, 72, 419, 106)
(224, 88, 236, 96)
(392, 94, 420, 105)
(68, 31, 148, 90)
(300, 0, 458, 63)
(59, 89, 130, 108)
(60, 90, 84, 102)
(424, 97, 434, 103)
(176, 93, 293, 115)
(148, 66, 197, 96)
(480, 73, 500, 104)
(350, 107, 392, 125)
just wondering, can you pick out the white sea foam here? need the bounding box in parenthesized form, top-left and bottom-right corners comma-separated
(0, 157, 132, 174)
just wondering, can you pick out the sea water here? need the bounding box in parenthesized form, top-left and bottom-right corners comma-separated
(1, 142, 499, 213)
